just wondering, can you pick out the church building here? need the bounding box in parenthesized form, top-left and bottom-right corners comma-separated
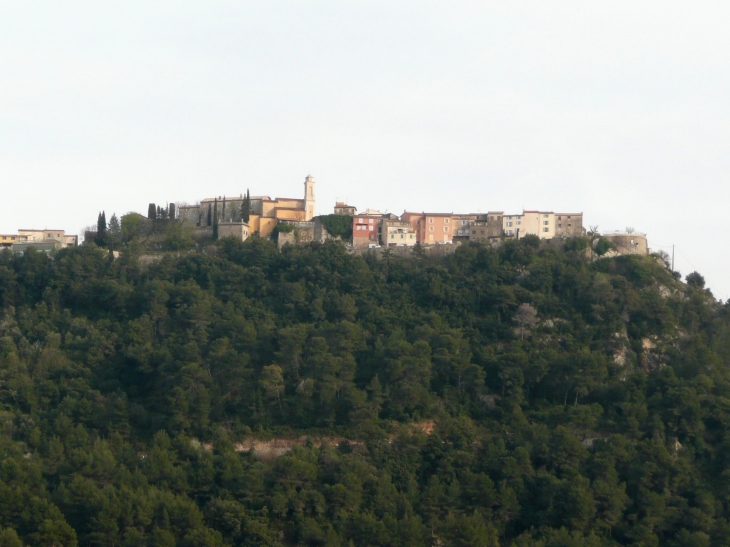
(178, 175, 316, 239)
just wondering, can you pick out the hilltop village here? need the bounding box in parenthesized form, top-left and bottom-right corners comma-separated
(174, 175, 649, 256)
(1, 175, 649, 257)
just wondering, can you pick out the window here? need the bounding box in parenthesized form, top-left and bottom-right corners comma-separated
(444, 218, 449, 223)
(543, 214, 549, 218)
(558, 223, 562, 228)
(567, 216, 571, 219)
(558, 216, 562, 220)
(400, 234, 404, 239)
(543, 227, 549, 232)
(369, 218, 373, 224)
(429, 218, 434, 224)
(567, 223, 572, 227)
(429, 226, 434, 232)
(517, 221, 521, 225)
(444, 226, 449, 232)
(391, 234, 395, 239)
(543, 221, 548, 225)
(507, 222, 513, 227)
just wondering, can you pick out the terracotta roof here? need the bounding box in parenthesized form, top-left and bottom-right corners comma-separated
(423, 212, 454, 217)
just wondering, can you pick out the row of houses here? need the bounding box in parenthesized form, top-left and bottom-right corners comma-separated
(0, 229, 78, 254)
(347, 206, 585, 248)
(163, 174, 648, 255)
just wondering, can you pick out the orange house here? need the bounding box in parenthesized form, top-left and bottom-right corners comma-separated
(401, 212, 454, 244)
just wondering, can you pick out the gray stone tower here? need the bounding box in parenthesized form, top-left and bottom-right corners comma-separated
(304, 174, 316, 220)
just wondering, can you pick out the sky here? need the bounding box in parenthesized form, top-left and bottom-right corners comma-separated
(2, 1, 729, 298)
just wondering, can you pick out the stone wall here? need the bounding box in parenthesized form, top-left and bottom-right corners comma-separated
(277, 222, 315, 249)
(218, 222, 249, 241)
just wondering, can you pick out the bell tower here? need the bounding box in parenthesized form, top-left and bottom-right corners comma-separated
(304, 174, 316, 220)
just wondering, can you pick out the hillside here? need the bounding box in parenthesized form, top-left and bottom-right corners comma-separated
(0, 237, 728, 547)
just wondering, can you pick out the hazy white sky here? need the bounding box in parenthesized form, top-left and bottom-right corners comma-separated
(2, 1, 729, 297)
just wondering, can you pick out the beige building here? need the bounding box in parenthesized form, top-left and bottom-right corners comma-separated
(218, 222, 250, 241)
(14, 229, 77, 248)
(502, 211, 555, 239)
(0, 234, 21, 249)
(380, 219, 417, 246)
(470, 212, 504, 243)
(334, 202, 357, 216)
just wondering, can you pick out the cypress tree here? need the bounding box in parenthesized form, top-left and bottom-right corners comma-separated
(212, 198, 219, 239)
(95, 211, 108, 246)
(207, 204, 212, 226)
(242, 189, 251, 223)
(169, 203, 176, 220)
(222, 196, 226, 222)
(148, 203, 157, 220)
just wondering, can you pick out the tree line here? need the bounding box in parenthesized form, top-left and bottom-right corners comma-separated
(0, 235, 728, 546)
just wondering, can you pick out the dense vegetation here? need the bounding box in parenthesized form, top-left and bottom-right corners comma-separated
(0, 236, 729, 547)
(318, 215, 353, 241)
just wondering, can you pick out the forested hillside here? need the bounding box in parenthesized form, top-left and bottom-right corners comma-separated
(1, 237, 729, 547)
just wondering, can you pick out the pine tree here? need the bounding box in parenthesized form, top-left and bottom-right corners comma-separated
(108, 214, 121, 247)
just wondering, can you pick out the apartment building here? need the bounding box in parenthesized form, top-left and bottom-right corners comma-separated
(470, 212, 504, 243)
(352, 212, 382, 248)
(452, 214, 478, 241)
(555, 213, 584, 237)
(401, 212, 455, 244)
(502, 211, 556, 239)
(380, 219, 417, 246)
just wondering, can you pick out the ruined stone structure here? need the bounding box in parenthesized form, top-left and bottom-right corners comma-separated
(601, 232, 649, 255)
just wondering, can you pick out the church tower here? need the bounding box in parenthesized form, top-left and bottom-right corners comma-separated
(304, 174, 316, 220)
